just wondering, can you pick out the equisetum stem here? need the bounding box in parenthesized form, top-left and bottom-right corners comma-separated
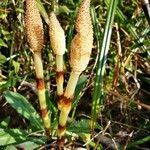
(58, 71, 80, 138)
(33, 52, 51, 137)
(34, 53, 44, 78)
(56, 55, 64, 97)
(65, 71, 80, 98)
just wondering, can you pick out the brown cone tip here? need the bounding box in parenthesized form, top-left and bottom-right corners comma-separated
(76, 0, 92, 35)
(70, 0, 93, 73)
(25, 0, 44, 52)
(49, 12, 66, 55)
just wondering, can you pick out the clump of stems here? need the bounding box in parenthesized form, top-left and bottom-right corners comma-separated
(57, 0, 93, 140)
(49, 12, 66, 108)
(25, 0, 51, 136)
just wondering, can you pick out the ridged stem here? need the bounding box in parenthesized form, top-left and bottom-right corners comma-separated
(33, 52, 51, 136)
(56, 55, 64, 97)
(65, 71, 80, 98)
(58, 71, 80, 138)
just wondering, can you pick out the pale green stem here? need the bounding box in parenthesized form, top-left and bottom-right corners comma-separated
(56, 54, 64, 96)
(58, 71, 80, 138)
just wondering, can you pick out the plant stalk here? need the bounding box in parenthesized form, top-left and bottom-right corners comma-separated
(48, 12, 66, 109)
(33, 52, 51, 136)
(56, 55, 64, 98)
(58, 71, 80, 138)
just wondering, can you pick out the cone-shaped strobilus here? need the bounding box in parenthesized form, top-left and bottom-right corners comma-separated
(25, 0, 51, 137)
(49, 12, 66, 108)
(57, 0, 93, 142)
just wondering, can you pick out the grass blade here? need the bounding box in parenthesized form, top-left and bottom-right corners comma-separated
(91, 0, 119, 130)
(105, 0, 146, 51)
(127, 136, 150, 148)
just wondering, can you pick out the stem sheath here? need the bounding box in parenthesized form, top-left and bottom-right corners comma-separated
(58, 71, 80, 138)
(56, 55, 64, 96)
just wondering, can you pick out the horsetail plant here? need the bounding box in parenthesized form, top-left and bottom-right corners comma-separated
(25, 0, 51, 136)
(49, 12, 66, 108)
(57, 0, 93, 140)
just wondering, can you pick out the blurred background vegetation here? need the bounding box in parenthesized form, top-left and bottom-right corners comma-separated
(0, 0, 150, 149)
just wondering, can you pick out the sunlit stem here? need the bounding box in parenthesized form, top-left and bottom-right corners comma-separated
(33, 52, 51, 137)
(58, 71, 80, 138)
(65, 71, 80, 98)
(56, 55, 64, 96)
